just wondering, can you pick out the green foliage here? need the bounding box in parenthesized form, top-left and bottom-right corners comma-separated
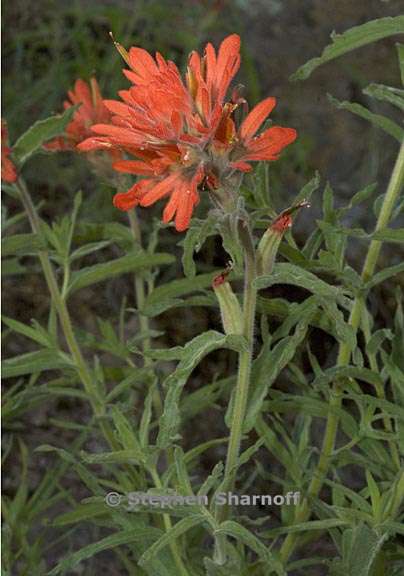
(12, 106, 78, 165)
(291, 16, 404, 81)
(2, 9, 404, 576)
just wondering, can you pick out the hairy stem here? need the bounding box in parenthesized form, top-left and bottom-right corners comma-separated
(17, 179, 187, 570)
(279, 140, 404, 564)
(216, 218, 257, 523)
(150, 467, 190, 576)
(16, 178, 104, 416)
(127, 209, 163, 415)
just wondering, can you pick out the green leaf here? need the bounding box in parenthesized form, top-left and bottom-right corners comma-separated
(110, 406, 144, 459)
(397, 43, 404, 86)
(157, 331, 246, 448)
(139, 514, 206, 567)
(291, 16, 404, 81)
(48, 527, 162, 575)
(1, 257, 27, 276)
(372, 228, 404, 243)
(255, 263, 348, 305)
(143, 271, 227, 317)
(313, 365, 383, 390)
(316, 297, 356, 352)
(342, 524, 389, 576)
(293, 171, 321, 205)
(67, 252, 175, 295)
(214, 521, 283, 574)
(13, 106, 78, 165)
(80, 449, 144, 466)
(244, 316, 313, 432)
(139, 382, 156, 449)
(366, 329, 393, 356)
(2, 349, 72, 378)
(365, 262, 404, 289)
(328, 94, 404, 142)
(70, 240, 112, 262)
(2, 233, 44, 256)
(53, 502, 109, 526)
(2, 316, 54, 348)
(262, 518, 350, 537)
(363, 83, 404, 112)
(366, 471, 381, 521)
(180, 217, 216, 277)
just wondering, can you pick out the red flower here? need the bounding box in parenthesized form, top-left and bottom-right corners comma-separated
(1, 120, 17, 183)
(45, 78, 112, 151)
(79, 35, 297, 232)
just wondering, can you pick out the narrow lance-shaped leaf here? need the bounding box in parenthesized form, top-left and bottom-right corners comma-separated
(48, 527, 162, 576)
(67, 252, 175, 295)
(139, 514, 207, 567)
(157, 331, 247, 449)
(13, 106, 78, 165)
(255, 262, 350, 307)
(243, 312, 314, 433)
(291, 16, 404, 81)
(363, 83, 404, 112)
(2, 349, 73, 378)
(372, 228, 404, 243)
(214, 520, 283, 575)
(397, 43, 404, 87)
(2, 233, 44, 256)
(142, 271, 241, 317)
(328, 94, 404, 143)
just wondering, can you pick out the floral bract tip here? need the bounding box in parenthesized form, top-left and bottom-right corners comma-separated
(1, 119, 17, 183)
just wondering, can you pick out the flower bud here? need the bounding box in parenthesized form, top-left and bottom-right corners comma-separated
(212, 267, 243, 335)
(257, 200, 309, 275)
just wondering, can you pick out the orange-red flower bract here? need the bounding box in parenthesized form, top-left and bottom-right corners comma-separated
(45, 78, 113, 151)
(1, 120, 17, 183)
(78, 34, 297, 232)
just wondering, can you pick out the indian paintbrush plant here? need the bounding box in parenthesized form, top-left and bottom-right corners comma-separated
(2, 15, 404, 576)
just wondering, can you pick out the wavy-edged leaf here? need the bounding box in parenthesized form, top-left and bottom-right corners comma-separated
(67, 252, 175, 295)
(397, 43, 404, 86)
(53, 502, 109, 526)
(2, 233, 44, 256)
(363, 83, 404, 112)
(291, 16, 404, 81)
(293, 171, 321, 205)
(157, 331, 247, 448)
(143, 271, 229, 317)
(180, 217, 216, 278)
(2, 349, 72, 378)
(48, 527, 162, 575)
(365, 262, 404, 289)
(214, 520, 283, 574)
(139, 514, 206, 567)
(372, 228, 404, 243)
(13, 106, 78, 165)
(243, 315, 313, 432)
(81, 448, 145, 466)
(255, 262, 349, 305)
(328, 94, 403, 142)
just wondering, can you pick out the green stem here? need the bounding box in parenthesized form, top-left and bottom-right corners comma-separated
(127, 209, 163, 416)
(216, 219, 257, 523)
(279, 140, 404, 565)
(150, 467, 190, 576)
(15, 178, 104, 416)
(17, 179, 188, 570)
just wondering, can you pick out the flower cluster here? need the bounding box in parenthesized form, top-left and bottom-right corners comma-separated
(76, 34, 297, 231)
(1, 120, 17, 183)
(46, 78, 113, 151)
